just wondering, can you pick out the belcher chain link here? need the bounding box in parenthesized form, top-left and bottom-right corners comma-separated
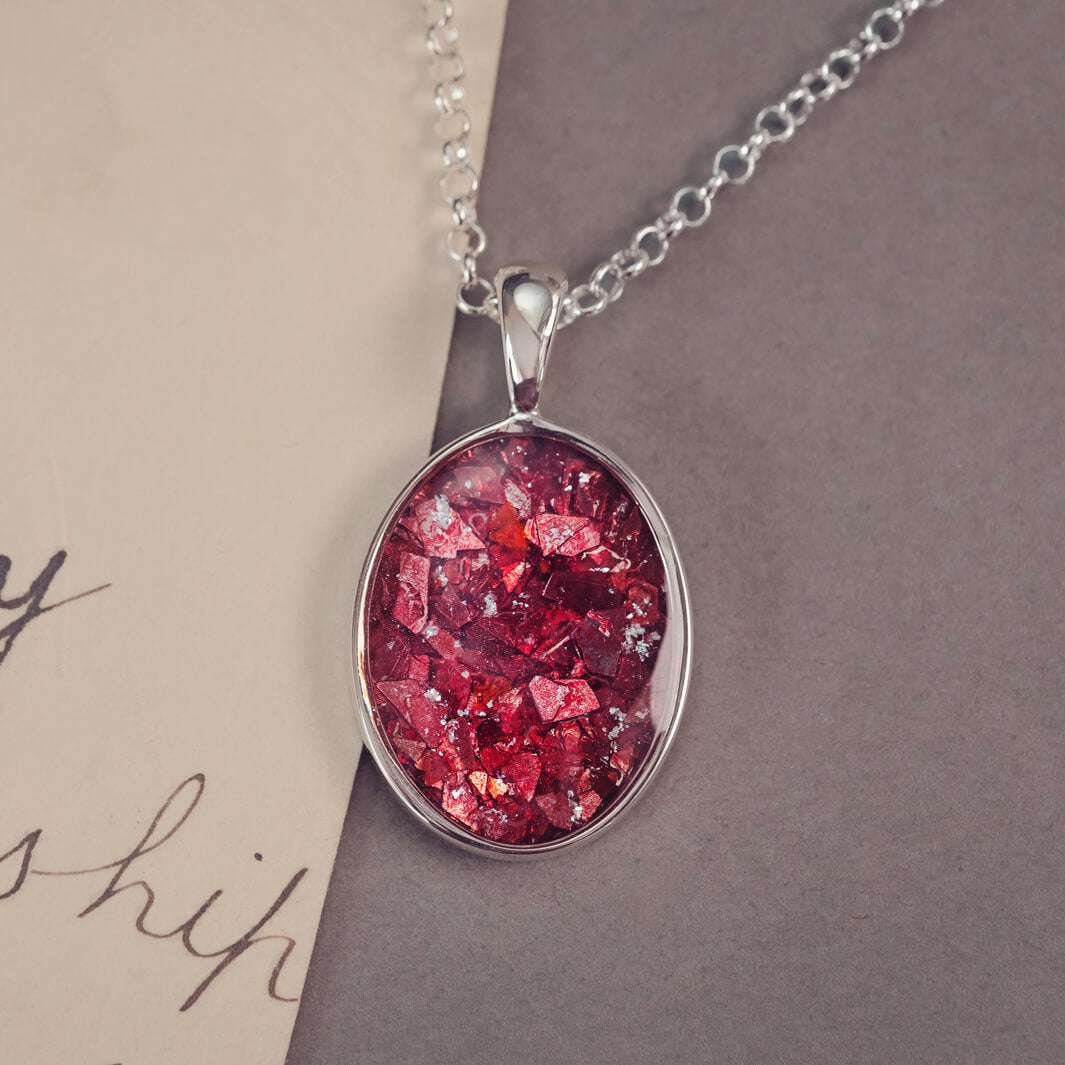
(422, 0, 944, 328)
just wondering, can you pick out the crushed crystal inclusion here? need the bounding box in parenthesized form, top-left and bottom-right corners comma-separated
(365, 431, 668, 845)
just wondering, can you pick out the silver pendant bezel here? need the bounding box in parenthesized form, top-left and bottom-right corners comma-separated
(352, 411, 692, 860)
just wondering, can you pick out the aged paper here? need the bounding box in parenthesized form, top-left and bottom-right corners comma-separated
(0, 1, 507, 1061)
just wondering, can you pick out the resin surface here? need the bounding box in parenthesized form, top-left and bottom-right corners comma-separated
(363, 430, 670, 845)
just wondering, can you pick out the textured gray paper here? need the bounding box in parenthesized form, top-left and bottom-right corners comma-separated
(288, 2, 1065, 1062)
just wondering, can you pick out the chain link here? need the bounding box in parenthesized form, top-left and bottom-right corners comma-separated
(422, 0, 944, 327)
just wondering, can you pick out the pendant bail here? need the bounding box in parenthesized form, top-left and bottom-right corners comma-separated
(495, 264, 568, 416)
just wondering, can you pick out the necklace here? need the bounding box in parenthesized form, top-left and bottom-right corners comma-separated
(353, 0, 943, 858)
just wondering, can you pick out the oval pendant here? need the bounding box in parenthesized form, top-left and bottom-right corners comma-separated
(353, 266, 691, 857)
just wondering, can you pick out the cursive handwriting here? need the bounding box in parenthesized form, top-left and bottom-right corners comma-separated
(0, 550, 110, 668)
(0, 774, 308, 1012)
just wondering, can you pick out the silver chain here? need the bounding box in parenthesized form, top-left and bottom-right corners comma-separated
(423, 0, 944, 328)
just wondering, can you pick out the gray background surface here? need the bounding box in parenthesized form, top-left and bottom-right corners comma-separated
(288, 2, 1065, 1062)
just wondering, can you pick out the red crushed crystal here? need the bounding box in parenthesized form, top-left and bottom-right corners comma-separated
(391, 552, 430, 633)
(528, 675, 599, 724)
(365, 431, 667, 845)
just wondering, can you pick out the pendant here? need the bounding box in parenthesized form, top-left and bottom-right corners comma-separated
(353, 265, 691, 857)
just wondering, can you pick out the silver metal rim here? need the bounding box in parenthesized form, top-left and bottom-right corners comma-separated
(351, 412, 693, 860)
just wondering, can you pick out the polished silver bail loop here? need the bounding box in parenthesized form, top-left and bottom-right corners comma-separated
(495, 264, 568, 416)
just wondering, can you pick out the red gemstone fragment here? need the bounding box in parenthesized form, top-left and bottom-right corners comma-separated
(528, 675, 599, 723)
(442, 782, 479, 825)
(365, 431, 668, 845)
(488, 502, 528, 550)
(401, 496, 485, 557)
(376, 679, 448, 747)
(503, 477, 532, 518)
(501, 561, 528, 592)
(392, 552, 430, 633)
(450, 466, 506, 505)
(501, 750, 541, 801)
(525, 513, 601, 556)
